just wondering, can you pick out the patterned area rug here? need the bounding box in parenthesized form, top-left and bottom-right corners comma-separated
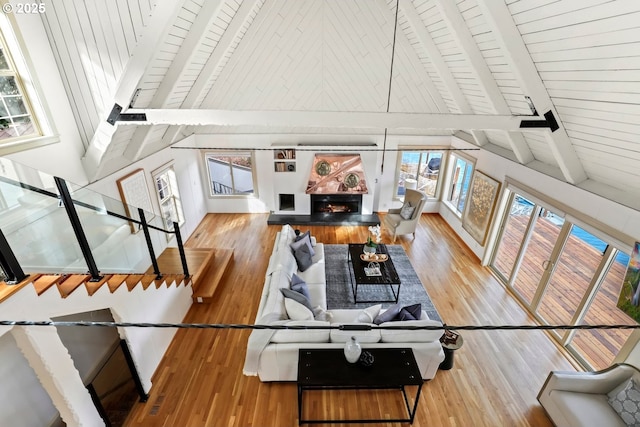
(324, 244, 442, 322)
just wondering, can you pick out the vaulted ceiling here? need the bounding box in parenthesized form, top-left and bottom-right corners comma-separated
(40, 0, 640, 208)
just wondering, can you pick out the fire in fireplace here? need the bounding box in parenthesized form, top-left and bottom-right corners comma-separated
(311, 194, 362, 216)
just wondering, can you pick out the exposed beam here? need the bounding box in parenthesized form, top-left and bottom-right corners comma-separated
(82, 1, 185, 180)
(398, 0, 489, 147)
(121, 109, 549, 131)
(165, 0, 267, 144)
(124, 0, 225, 161)
(477, 0, 586, 184)
(436, 0, 534, 165)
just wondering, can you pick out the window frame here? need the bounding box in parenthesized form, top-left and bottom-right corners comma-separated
(151, 162, 185, 232)
(444, 151, 475, 217)
(204, 151, 258, 198)
(393, 148, 445, 201)
(0, 10, 58, 154)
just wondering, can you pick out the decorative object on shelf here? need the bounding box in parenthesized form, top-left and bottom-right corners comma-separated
(344, 336, 362, 363)
(364, 262, 381, 277)
(343, 172, 360, 188)
(360, 253, 388, 262)
(315, 160, 331, 176)
(358, 350, 375, 367)
(364, 224, 381, 254)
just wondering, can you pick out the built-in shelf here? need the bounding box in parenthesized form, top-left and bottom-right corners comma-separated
(274, 149, 296, 172)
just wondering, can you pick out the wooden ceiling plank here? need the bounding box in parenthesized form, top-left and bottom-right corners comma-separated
(124, 0, 225, 161)
(436, 0, 534, 165)
(82, 0, 186, 181)
(478, 0, 587, 184)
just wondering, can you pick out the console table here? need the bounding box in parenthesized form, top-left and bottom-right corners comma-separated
(297, 348, 423, 424)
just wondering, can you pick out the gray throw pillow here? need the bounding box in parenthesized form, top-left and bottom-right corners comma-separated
(291, 273, 310, 300)
(281, 287, 313, 312)
(608, 379, 640, 426)
(397, 303, 422, 321)
(291, 230, 315, 257)
(293, 244, 313, 272)
(400, 202, 415, 220)
(373, 303, 403, 325)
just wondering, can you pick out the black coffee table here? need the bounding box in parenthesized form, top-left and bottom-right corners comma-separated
(347, 243, 401, 303)
(297, 348, 423, 424)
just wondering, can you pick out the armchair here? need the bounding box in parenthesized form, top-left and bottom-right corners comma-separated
(383, 189, 427, 242)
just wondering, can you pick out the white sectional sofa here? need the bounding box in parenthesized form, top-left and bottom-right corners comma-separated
(243, 224, 445, 382)
(538, 363, 640, 427)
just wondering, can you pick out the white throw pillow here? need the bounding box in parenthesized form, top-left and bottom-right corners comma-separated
(356, 304, 382, 323)
(284, 298, 314, 321)
(400, 202, 415, 220)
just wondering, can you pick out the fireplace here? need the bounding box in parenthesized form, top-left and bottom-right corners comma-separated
(310, 194, 362, 216)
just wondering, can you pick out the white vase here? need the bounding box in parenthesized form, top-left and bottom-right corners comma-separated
(363, 245, 376, 255)
(344, 336, 362, 363)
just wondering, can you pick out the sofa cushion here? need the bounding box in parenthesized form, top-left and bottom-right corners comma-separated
(291, 230, 315, 257)
(307, 283, 327, 311)
(293, 244, 314, 272)
(291, 274, 310, 300)
(271, 320, 330, 343)
(281, 288, 313, 312)
(380, 319, 444, 343)
(397, 303, 422, 321)
(296, 244, 325, 285)
(608, 379, 640, 425)
(330, 323, 381, 343)
(356, 304, 382, 323)
(284, 298, 314, 321)
(551, 390, 627, 427)
(373, 303, 403, 325)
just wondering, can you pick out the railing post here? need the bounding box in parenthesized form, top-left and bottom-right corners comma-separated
(138, 209, 162, 280)
(54, 177, 102, 282)
(173, 221, 190, 277)
(0, 228, 27, 284)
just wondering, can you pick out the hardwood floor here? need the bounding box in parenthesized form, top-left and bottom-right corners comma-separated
(123, 213, 578, 427)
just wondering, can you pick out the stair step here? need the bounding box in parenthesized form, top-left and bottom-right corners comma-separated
(85, 275, 111, 296)
(192, 248, 234, 303)
(107, 274, 129, 293)
(125, 274, 144, 291)
(57, 275, 90, 298)
(140, 275, 155, 290)
(0, 274, 39, 303)
(33, 275, 65, 295)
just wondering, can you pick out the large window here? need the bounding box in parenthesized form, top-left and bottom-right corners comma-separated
(152, 165, 184, 231)
(205, 152, 255, 196)
(447, 153, 474, 215)
(395, 150, 443, 199)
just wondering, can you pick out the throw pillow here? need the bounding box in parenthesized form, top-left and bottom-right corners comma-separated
(281, 288, 313, 312)
(293, 244, 313, 272)
(400, 202, 415, 220)
(396, 303, 422, 321)
(313, 306, 333, 322)
(284, 298, 314, 321)
(356, 304, 382, 323)
(373, 303, 403, 325)
(290, 230, 315, 257)
(608, 379, 640, 426)
(290, 274, 311, 300)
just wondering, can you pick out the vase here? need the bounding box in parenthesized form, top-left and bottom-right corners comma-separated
(363, 245, 376, 255)
(344, 336, 362, 363)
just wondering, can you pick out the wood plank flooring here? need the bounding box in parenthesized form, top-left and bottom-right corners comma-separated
(123, 213, 578, 427)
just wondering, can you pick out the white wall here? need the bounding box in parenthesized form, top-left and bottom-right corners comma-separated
(3, 6, 87, 185)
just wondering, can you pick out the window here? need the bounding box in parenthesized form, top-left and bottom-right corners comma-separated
(152, 165, 184, 231)
(447, 153, 474, 215)
(395, 150, 443, 199)
(205, 152, 256, 196)
(0, 30, 37, 142)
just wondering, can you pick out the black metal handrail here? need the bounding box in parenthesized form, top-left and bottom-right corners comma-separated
(0, 176, 190, 284)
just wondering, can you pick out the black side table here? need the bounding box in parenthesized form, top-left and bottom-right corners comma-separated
(439, 333, 463, 370)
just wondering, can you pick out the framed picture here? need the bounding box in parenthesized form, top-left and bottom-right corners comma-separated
(116, 168, 154, 233)
(462, 170, 501, 246)
(616, 242, 640, 322)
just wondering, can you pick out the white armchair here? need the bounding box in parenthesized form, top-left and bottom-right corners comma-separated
(538, 363, 640, 427)
(383, 189, 427, 242)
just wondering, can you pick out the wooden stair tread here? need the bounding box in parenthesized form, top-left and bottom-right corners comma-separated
(140, 275, 156, 290)
(107, 274, 129, 292)
(192, 248, 234, 303)
(33, 275, 64, 295)
(84, 275, 111, 296)
(125, 274, 144, 291)
(0, 274, 39, 303)
(58, 275, 90, 298)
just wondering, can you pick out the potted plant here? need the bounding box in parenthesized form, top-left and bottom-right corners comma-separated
(364, 224, 381, 254)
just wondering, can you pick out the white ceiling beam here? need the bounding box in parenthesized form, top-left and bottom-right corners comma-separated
(124, 0, 225, 161)
(397, 0, 488, 147)
(477, 0, 586, 184)
(82, 0, 185, 181)
(436, 0, 534, 165)
(123, 108, 549, 131)
(161, 0, 264, 147)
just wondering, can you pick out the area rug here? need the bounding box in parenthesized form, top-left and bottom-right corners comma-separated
(324, 244, 442, 322)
